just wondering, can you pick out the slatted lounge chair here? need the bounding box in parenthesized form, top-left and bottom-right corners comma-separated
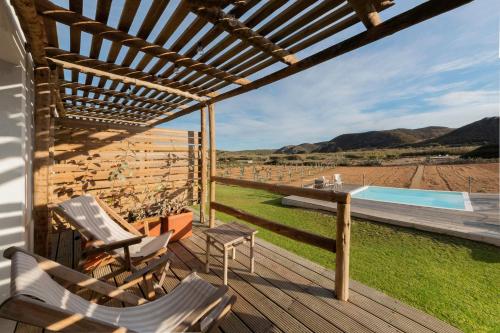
(51, 195, 173, 299)
(0, 247, 235, 332)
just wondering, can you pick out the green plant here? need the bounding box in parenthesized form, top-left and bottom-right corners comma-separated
(105, 145, 190, 221)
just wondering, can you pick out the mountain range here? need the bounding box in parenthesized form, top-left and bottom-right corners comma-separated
(275, 117, 499, 154)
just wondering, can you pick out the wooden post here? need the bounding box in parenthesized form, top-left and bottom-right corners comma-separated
(335, 199, 351, 301)
(200, 105, 208, 224)
(468, 176, 472, 194)
(362, 174, 365, 186)
(208, 103, 216, 228)
(33, 67, 52, 257)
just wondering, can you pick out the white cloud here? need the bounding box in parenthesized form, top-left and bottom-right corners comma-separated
(426, 90, 498, 108)
(428, 52, 496, 74)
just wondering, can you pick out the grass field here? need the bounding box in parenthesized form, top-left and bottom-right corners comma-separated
(210, 184, 500, 333)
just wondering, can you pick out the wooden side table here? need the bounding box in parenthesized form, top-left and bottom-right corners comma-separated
(203, 222, 258, 285)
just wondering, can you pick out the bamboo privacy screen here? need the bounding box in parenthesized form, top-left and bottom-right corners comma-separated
(50, 119, 201, 220)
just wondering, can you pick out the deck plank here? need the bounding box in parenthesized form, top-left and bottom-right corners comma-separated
(191, 228, 400, 332)
(167, 242, 268, 333)
(193, 228, 435, 333)
(182, 235, 345, 333)
(12, 226, 463, 333)
(190, 228, 376, 333)
(173, 238, 313, 333)
(254, 233, 462, 333)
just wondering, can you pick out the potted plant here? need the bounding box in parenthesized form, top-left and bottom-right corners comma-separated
(160, 195, 193, 242)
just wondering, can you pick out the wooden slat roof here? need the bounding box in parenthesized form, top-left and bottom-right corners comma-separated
(11, 0, 472, 126)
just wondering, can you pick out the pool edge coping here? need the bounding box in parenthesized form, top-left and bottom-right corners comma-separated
(350, 185, 473, 212)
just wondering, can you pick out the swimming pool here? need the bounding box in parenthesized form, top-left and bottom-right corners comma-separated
(350, 186, 473, 211)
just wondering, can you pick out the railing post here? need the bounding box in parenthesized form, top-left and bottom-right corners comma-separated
(335, 197, 351, 301)
(208, 103, 216, 228)
(200, 105, 207, 224)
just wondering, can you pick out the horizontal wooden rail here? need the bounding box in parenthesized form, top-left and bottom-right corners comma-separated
(211, 202, 336, 252)
(211, 175, 352, 301)
(213, 176, 350, 204)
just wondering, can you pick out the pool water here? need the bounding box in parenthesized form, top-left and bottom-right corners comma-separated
(351, 186, 473, 211)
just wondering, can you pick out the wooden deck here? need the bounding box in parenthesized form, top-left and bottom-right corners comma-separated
(13, 225, 462, 333)
(283, 189, 500, 246)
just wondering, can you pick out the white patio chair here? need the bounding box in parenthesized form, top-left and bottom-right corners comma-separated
(333, 174, 343, 191)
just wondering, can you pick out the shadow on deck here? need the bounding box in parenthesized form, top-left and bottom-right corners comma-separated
(13, 224, 461, 333)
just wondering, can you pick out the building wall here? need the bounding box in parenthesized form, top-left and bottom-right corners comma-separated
(0, 0, 34, 329)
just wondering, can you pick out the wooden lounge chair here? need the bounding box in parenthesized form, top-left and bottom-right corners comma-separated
(0, 247, 235, 332)
(51, 195, 173, 299)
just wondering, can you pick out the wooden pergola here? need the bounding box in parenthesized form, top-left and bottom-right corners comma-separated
(11, 0, 472, 302)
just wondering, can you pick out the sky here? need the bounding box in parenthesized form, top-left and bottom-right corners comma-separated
(166, 0, 500, 150)
(49, 0, 499, 151)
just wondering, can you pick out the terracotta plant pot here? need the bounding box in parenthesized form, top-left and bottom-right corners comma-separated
(132, 216, 162, 236)
(165, 210, 193, 242)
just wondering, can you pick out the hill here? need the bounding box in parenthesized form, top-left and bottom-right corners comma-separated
(420, 117, 499, 146)
(461, 144, 499, 159)
(274, 142, 326, 154)
(275, 126, 452, 154)
(317, 126, 451, 152)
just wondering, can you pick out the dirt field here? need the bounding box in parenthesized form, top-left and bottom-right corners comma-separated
(217, 163, 499, 193)
(421, 164, 499, 193)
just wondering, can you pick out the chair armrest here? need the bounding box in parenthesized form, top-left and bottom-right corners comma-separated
(83, 236, 145, 256)
(124, 253, 173, 283)
(200, 294, 237, 332)
(180, 285, 231, 332)
(3, 247, 148, 306)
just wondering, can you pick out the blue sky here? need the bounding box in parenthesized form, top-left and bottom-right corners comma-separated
(167, 0, 499, 150)
(50, 0, 499, 150)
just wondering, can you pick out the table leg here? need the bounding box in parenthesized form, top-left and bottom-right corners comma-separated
(232, 247, 236, 260)
(223, 247, 228, 285)
(250, 234, 255, 273)
(205, 236, 210, 273)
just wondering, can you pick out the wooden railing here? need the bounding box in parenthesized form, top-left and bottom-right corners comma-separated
(209, 176, 352, 301)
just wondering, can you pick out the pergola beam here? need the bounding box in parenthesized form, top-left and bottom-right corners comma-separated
(46, 47, 209, 98)
(35, 0, 251, 86)
(188, 1, 298, 65)
(65, 111, 148, 126)
(151, 0, 473, 125)
(348, 0, 386, 28)
(64, 104, 151, 123)
(61, 95, 175, 117)
(48, 56, 207, 102)
(60, 81, 186, 111)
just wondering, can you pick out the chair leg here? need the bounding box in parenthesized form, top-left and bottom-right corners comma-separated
(205, 237, 211, 273)
(155, 260, 170, 290)
(223, 248, 228, 285)
(144, 273, 155, 300)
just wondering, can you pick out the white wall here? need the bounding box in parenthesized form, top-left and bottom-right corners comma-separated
(0, 0, 34, 330)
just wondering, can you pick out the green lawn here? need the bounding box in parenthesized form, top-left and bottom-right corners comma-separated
(207, 184, 500, 333)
